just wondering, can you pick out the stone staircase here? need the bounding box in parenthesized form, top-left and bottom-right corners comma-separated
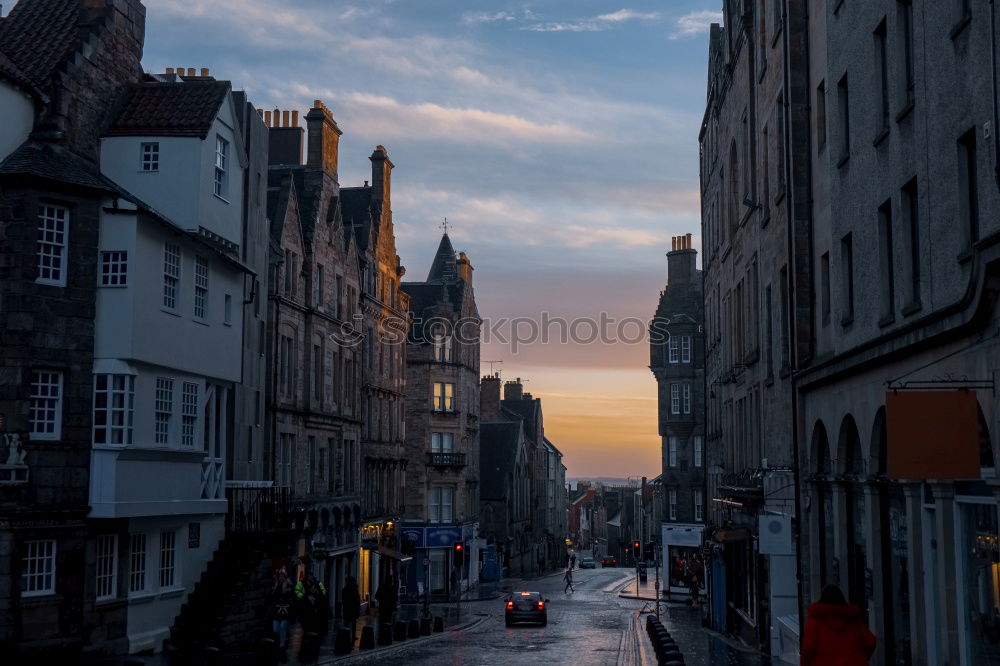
(163, 532, 288, 663)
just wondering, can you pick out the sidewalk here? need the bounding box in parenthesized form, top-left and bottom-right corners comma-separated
(619, 573, 705, 607)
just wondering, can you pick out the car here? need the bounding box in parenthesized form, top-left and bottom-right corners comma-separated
(579, 555, 596, 569)
(601, 556, 617, 567)
(505, 591, 548, 627)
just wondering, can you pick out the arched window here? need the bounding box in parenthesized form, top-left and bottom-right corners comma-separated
(812, 421, 834, 586)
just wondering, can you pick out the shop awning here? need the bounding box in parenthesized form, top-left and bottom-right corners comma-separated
(378, 545, 413, 563)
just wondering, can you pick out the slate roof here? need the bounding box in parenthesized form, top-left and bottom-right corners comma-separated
(340, 186, 375, 250)
(105, 81, 231, 138)
(0, 140, 118, 191)
(0, 0, 79, 90)
(426, 233, 457, 282)
(480, 421, 521, 500)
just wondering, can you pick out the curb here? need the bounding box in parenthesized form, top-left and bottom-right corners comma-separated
(316, 615, 489, 664)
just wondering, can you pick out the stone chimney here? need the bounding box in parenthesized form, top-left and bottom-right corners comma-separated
(305, 100, 342, 177)
(457, 251, 473, 285)
(481, 374, 501, 420)
(504, 378, 524, 401)
(261, 108, 304, 166)
(370, 145, 393, 205)
(667, 233, 697, 286)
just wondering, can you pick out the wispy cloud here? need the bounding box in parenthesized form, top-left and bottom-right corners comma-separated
(671, 9, 723, 39)
(462, 10, 518, 24)
(596, 9, 660, 23)
(460, 7, 662, 33)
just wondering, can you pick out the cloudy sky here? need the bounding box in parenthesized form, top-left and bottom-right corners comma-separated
(141, 0, 720, 478)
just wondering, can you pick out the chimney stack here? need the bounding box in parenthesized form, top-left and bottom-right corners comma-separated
(481, 374, 502, 420)
(369, 144, 393, 205)
(262, 106, 305, 166)
(667, 233, 697, 285)
(306, 99, 343, 178)
(504, 378, 524, 401)
(457, 251, 473, 285)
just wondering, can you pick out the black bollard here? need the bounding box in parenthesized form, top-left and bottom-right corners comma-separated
(378, 622, 393, 646)
(359, 625, 376, 649)
(419, 617, 432, 635)
(407, 619, 421, 639)
(334, 627, 353, 655)
(433, 616, 444, 633)
(394, 620, 408, 641)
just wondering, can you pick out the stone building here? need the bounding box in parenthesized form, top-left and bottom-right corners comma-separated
(0, 0, 144, 657)
(340, 145, 410, 602)
(264, 100, 366, 613)
(650, 233, 707, 595)
(699, 1, 802, 655)
(400, 234, 481, 599)
(794, 2, 1000, 665)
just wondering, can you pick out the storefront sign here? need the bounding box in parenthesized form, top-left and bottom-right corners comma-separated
(426, 526, 462, 547)
(401, 527, 426, 549)
(663, 523, 705, 547)
(886, 390, 980, 480)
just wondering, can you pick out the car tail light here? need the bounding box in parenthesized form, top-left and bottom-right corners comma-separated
(506, 601, 514, 610)
(537, 601, 545, 609)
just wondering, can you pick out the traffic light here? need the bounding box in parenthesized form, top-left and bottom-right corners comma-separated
(633, 540, 641, 555)
(453, 542, 465, 567)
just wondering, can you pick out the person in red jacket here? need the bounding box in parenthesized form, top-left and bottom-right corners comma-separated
(801, 585, 877, 666)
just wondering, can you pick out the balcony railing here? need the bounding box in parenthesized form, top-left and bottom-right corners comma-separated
(226, 485, 292, 533)
(427, 452, 466, 467)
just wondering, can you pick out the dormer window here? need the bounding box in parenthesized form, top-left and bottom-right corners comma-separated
(141, 142, 159, 172)
(214, 136, 229, 199)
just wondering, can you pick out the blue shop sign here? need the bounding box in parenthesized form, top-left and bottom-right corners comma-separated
(401, 527, 425, 549)
(425, 526, 462, 547)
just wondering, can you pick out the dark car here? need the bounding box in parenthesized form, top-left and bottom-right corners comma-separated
(579, 555, 596, 569)
(505, 591, 548, 627)
(601, 556, 617, 567)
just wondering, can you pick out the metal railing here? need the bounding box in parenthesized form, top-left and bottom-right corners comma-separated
(226, 485, 291, 532)
(426, 452, 466, 467)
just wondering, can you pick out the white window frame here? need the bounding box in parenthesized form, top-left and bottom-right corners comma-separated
(669, 490, 678, 521)
(214, 135, 229, 199)
(159, 530, 177, 589)
(141, 142, 159, 172)
(431, 432, 454, 453)
(100, 251, 128, 287)
(21, 539, 56, 597)
(154, 377, 174, 445)
(681, 335, 692, 363)
(277, 433, 293, 488)
(694, 490, 704, 522)
(128, 532, 146, 594)
(670, 383, 680, 415)
(668, 338, 679, 363)
(194, 255, 209, 320)
(30, 371, 63, 441)
(668, 436, 678, 468)
(93, 374, 134, 446)
(683, 383, 692, 414)
(163, 243, 181, 310)
(429, 486, 454, 523)
(694, 435, 703, 468)
(36, 204, 69, 286)
(181, 382, 199, 447)
(95, 534, 118, 601)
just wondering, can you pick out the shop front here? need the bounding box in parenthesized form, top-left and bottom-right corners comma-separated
(400, 524, 476, 601)
(662, 523, 706, 597)
(359, 521, 409, 608)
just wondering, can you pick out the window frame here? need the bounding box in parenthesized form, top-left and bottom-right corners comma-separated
(154, 377, 174, 446)
(194, 255, 209, 320)
(30, 370, 63, 441)
(163, 243, 181, 311)
(95, 534, 118, 601)
(668, 489, 678, 521)
(670, 383, 680, 415)
(128, 532, 146, 595)
(21, 539, 57, 597)
(93, 374, 134, 446)
(214, 135, 229, 200)
(159, 530, 177, 589)
(141, 142, 160, 172)
(181, 381, 199, 447)
(100, 250, 128, 287)
(36, 204, 69, 287)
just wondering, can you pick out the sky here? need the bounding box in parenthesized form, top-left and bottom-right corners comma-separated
(136, 0, 721, 478)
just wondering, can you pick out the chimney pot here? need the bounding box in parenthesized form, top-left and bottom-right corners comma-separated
(187, 67, 195, 76)
(176, 66, 184, 77)
(264, 111, 272, 126)
(201, 67, 209, 77)
(314, 99, 322, 108)
(292, 110, 299, 126)
(282, 110, 290, 127)
(166, 67, 174, 74)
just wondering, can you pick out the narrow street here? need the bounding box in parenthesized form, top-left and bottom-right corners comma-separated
(330, 568, 770, 666)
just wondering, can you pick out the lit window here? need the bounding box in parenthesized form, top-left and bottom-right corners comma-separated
(181, 382, 198, 447)
(21, 540, 56, 597)
(36, 204, 69, 286)
(214, 136, 229, 198)
(128, 533, 146, 593)
(30, 371, 63, 440)
(93, 374, 134, 445)
(100, 251, 128, 286)
(141, 142, 159, 172)
(194, 256, 209, 319)
(163, 244, 181, 310)
(159, 530, 176, 588)
(95, 534, 117, 600)
(433, 382, 455, 412)
(154, 377, 173, 445)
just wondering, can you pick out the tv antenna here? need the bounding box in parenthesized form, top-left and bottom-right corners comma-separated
(484, 360, 503, 376)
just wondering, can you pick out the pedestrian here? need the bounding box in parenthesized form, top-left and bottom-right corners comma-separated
(296, 572, 328, 635)
(570, 553, 576, 569)
(801, 584, 876, 666)
(688, 571, 700, 606)
(563, 567, 575, 593)
(341, 575, 361, 632)
(267, 567, 295, 652)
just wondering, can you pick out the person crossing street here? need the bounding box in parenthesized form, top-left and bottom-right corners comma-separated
(563, 567, 575, 593)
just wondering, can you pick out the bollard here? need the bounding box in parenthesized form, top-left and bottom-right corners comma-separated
(419, 617, 432, 636)
(359, 625, 376, 649)
(407, 619, 421, 639)
(378, 622, 393, 646)
(433, 616, 444, 633)
(333, 627, 353, 655)
(394, 620, 408, 641)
